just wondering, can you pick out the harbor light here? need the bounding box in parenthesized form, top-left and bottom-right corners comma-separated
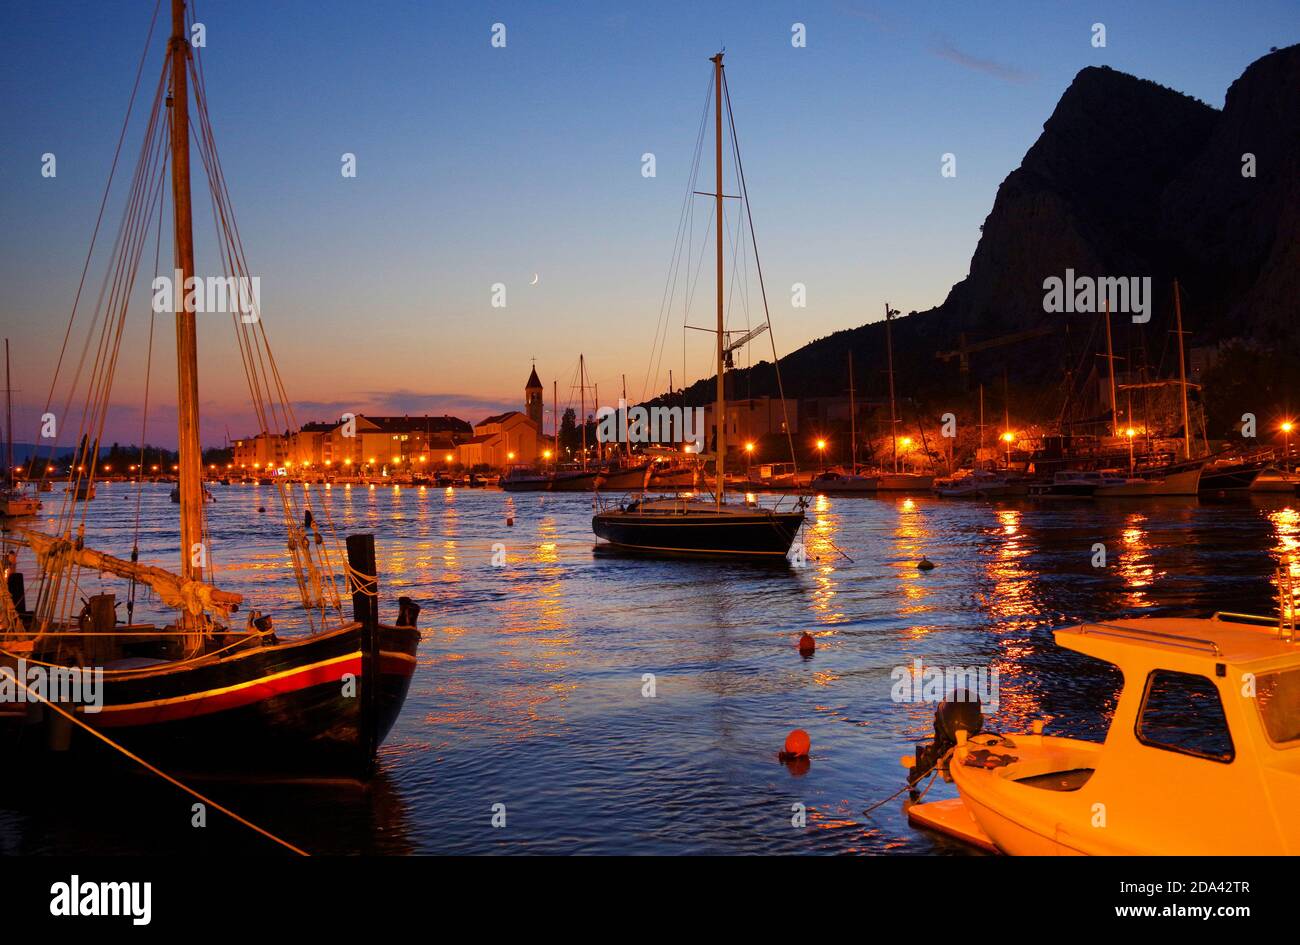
(1284, 421, 1294, 459)
(745, 442, 755, 453)
(816, 438, 827, 472)
(444, 453, 453, 463)
(543, 449, 552, 460)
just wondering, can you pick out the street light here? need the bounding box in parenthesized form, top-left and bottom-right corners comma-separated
(745, 441, 755, 480)
(1000, 431, 1014, 470)
(815, 438, 827, 472)
(900, 436, 912, 473)
(1125, 427, 1137, 473)
(1284, 421, 1295, 470)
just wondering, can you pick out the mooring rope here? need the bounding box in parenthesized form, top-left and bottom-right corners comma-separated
(6, 673, 309, 856)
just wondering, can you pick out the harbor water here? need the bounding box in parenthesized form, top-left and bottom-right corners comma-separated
(1, 481, 1295, 854)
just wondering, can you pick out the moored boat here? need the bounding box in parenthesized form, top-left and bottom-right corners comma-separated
(1093, 465, 1202, 497)
(1251, 465, 1299, 493)
(0, 0, 421, 780)
(590, 52, 805, 558)
(906, 610, 1300, 854)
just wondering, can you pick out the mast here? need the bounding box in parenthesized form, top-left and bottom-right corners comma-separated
(712, 52, 725, 507)
(621, 373, 628, 462)
(1103, 297, 1119, 438)
(848, 350, 856, 473)
(885, 303, 898, 473)
(978, 383, 985, 453)
(553, 380, 558, 468)
(1173, 279, 1192, 460)
(579, 354, 587, 471)
(4, 339, 11, 488)
(169, 0, 205, 621)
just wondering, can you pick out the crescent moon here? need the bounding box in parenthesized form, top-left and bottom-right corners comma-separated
(530, 273, 539, 286)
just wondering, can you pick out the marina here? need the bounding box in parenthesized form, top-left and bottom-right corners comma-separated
(0, 1, 1297, 921)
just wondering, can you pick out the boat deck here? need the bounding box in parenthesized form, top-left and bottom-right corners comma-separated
(907, 797, 999, 853)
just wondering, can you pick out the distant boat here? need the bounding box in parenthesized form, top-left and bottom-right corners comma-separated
(592, 53, 805, 558)
(1093, 466, 1201, 497)
(1250, 466, 1299, 493)
(500, 466, 600, 492)
(1, 492, 40, 520)
(1, 339, 40, 520)
(170, 485, 215, 503)
(1199, 457, 1267, 493)
(1029, 470, 1122, 499)
(809, 471, 876, 494)
(932, 468, 1026, 498)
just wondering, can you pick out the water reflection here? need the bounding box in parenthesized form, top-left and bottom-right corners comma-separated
(806, 494, 843, 624)
(9, 484, 1295, 854)
(1117, 512, 1154, 607)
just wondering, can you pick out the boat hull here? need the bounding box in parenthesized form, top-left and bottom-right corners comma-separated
(2, 621, 419, 777)
(592, 507, 804, 557)
(1094, 467, 1202, 497)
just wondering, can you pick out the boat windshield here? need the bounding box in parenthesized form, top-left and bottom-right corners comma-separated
(1255, 668, 1300, 745)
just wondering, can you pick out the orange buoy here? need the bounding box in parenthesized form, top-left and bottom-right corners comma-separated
(781, 728, 811, 759)
(797, 632, 815, 655)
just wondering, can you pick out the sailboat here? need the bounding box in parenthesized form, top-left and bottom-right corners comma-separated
(0, 0, 418, 778)
(1, 340, 41, 520)
(591, 53, 805, 558)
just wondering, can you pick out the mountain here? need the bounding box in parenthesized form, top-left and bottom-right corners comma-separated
(678, 44, 1300, 430)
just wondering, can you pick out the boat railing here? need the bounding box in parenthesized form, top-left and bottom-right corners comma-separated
(1079, 621, 1222, 655)
(1213, 611, 1281, 627)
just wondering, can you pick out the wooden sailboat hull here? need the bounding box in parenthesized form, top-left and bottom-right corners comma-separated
(2, 621, 419, 776)
(592, 507, 804, 557)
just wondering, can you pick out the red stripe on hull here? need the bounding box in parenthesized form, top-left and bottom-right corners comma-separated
(90, 651, 415, 728)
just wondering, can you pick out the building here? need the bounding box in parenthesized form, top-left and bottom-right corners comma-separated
(322, 414, 472, 473)
(703, 396, 799, 452)
(455, 369, 545, 468)
(287, 421, 334, 469)
(457, 411, 542, 468)
(232, 432, 288, 471)
(525, 364, 544, 428)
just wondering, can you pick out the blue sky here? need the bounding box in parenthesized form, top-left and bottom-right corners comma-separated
(1, 0, 1294, 446)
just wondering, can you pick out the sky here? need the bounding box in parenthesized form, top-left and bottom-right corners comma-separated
(1, 0, 1295, 448)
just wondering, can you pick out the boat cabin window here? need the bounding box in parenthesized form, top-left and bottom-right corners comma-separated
(1135, 670, 1234, 763)
(1255, 669, 1300, 746)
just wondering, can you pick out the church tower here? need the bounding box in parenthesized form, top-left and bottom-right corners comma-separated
(525, 364, 544, 428)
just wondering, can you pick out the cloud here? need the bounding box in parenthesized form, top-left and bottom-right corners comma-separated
(931, 41, 1035, 84)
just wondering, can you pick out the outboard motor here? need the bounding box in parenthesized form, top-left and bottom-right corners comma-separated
(906, 692, 983, 790)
